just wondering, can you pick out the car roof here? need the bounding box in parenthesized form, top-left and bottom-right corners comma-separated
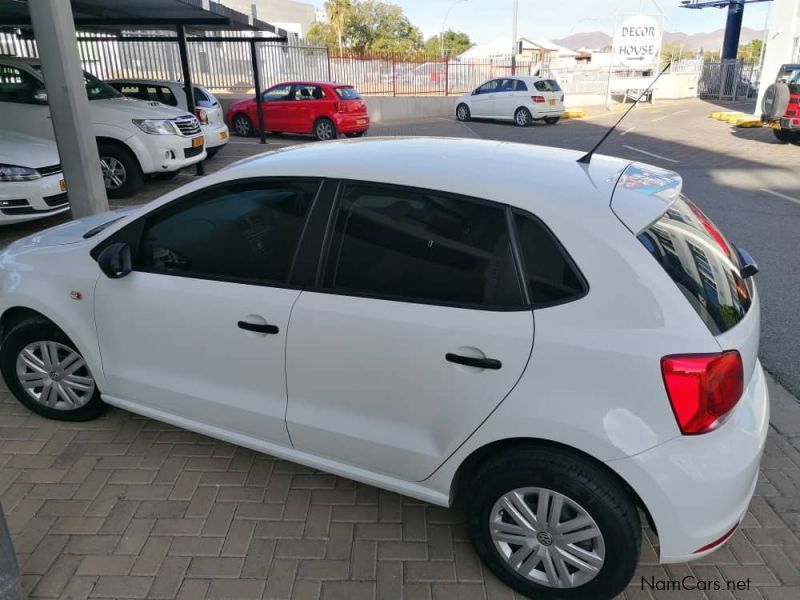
(218, 137, 637, 220)
(107, 79, 211, 89)
(272, 81, 353, 88)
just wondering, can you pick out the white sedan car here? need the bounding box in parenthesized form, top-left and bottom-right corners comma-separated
(107, 79, 229, 158)
(0, 130, 69, 224)
(456, 76, 565, 126)
(0, 138, 767, 599)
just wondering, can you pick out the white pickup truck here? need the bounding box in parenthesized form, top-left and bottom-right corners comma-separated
(0, 58, 206, 198)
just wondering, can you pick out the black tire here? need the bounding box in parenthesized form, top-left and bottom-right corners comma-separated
(466, 446, 641, 600)
(0, 319, 105, 422)
(544, 116, 561, 125)
(514, 107, 532, 127)
(97, 141, 143, 199)
(151, 170, 181, 181)
(762, 83, 791, 121)
(314, 118, 337, 141)
(773, 128, 795, 144)
(345, 131, 365, 138)
(232, 113, 254, 137)
(205, 147, 221, 158)
(456, 103, 471, 121)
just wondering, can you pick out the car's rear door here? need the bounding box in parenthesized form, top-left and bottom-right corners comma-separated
(490, 78, 518, 117)
(94, 178, 321, 446)
(0, 63, 53, 139)
(285, 181, 534, 481)
(288, 84, 323, 133)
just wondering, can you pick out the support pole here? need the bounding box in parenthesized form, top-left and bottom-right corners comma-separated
(250, 40, 267, 145)
(176, 25, 204, 176)
(28, 0, 108, 217)
(721, 0, 746, 60)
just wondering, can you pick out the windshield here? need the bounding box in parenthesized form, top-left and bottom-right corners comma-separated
(30, 64, 122, 101)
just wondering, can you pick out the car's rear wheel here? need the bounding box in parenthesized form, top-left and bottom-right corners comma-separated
(314, 118, 337, 141)
(0, 319, 105, 422)
(232, 113, 254, 137)
(773, 128, 796, 144)
(544, 116, 561, 125)
(456, 103, 471, 121)
(466, 446, 641, 599)
(98, 142, 144, 199)
(514, 107, 532, 127)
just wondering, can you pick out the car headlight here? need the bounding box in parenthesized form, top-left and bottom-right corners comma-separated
(0, 164, 41, 182)
(132, 119, 178, 135)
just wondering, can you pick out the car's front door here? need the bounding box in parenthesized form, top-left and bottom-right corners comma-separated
(260, 84, 294, 132)
(469, 79, 500, 117)
(285, 182, 534, 481)
(94, 178, 321, 446)
(0, 63, 53, 139)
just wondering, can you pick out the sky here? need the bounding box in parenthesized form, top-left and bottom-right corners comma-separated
(312, 0, 773, 45)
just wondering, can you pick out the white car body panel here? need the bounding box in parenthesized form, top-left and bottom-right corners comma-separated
(0, 131, 69, 224)
(0, 59, 206, 174)
(0, 138, 768, 565)
(106, 80, 230, 151)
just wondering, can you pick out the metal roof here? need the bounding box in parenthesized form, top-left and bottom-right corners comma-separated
(0, 0, 291, 37)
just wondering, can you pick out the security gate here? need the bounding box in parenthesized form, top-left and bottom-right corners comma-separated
(699, 59, 758, 101)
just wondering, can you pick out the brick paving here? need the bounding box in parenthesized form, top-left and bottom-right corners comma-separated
(1, 371, 799, 600)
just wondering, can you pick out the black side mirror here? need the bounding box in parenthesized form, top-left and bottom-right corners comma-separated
(97, 243, 132, 279)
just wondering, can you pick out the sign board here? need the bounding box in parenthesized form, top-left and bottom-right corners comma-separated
(613, 15, 662, 67)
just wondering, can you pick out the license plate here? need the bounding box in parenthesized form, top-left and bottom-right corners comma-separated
(59, 179, 66, 192)
(549, 99, 556, 106)
(192, 136, 204, 148)
(356, 118, 367, 125)
(219, 131, 228, 141)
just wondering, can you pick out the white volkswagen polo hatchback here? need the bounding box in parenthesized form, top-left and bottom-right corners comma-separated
(0, 138, 768, 599)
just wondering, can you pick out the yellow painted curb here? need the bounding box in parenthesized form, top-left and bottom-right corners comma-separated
(563, 110, 585, 119)
(721, 112, 746, 123)
(735, 119, 763, 128)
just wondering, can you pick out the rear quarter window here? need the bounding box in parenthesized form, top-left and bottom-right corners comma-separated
(638, 195, 751, 335)
(335, 87, 360, 99)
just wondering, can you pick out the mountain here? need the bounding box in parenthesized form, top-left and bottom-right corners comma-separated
(553, 27, 765, 53)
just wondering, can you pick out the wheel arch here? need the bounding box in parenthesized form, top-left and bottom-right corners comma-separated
(449, 437, 656, 535)
(0, 306, 53, 342)
(96, 136, 143, 170)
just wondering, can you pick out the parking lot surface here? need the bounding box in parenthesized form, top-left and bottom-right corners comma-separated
(1, 98, 800, 599)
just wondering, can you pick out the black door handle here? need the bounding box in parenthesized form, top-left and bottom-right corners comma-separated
(238, 320, 279, 334)
(446, 353, 502, 370)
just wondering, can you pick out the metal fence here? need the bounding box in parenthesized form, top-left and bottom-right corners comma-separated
(0, 30, 702, 99)
(699, 59, 759, 101)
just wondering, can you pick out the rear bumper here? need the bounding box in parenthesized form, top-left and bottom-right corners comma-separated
(202, 123, 230, 149)
(606, 360, 769, 563)
(779, 117, 800, 130)
(334, 113, 370, 133)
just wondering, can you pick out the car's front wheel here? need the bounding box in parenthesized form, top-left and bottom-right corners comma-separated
(466, 446, 641, 599)
(514, 107, 532, 127)
(456, 103, 471, 121)
(0, 319, 105, 422)
(98, 142, 143, 199)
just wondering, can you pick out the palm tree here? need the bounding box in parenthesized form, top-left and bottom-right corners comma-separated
(325, 0, 352, 53)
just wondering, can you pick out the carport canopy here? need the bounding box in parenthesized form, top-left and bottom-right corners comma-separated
(0, 0, 282, 218)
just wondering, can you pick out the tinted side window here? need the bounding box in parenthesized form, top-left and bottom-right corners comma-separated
(135, 180, 318, 284)
(157, 86, 178, 106)
(0, 65, 44, 104)
(324, 184, 524, 308)
(477, 80, 499, 94)
(294, 84, 324, 100)
(515, 79, 528, 91)
(513, 212, 587, 307)
(262, 84, 292, 102)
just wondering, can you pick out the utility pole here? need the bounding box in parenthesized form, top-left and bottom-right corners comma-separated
(511, 0, 519, 74)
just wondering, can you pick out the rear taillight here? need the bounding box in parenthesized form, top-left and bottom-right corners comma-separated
(195, 108, 208, 124)
(532, 95, 545, 103)
(661, 351, 743, 435)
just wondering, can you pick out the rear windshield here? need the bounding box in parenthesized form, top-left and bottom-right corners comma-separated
(335, 87, 360, 99)
(638, 195, 751, 335)
(779, 67, 800, 95)
(533, 80, 561, 92)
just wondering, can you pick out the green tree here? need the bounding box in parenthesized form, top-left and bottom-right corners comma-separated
(347, 0, 423, 54)
(661, 41, 694, 66)
(738, 39, 763, 62)
(423, 30, 473, 57)
(308, 0, 352, 50)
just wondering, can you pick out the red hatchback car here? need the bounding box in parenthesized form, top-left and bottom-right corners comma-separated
(226, 81, 370, 141)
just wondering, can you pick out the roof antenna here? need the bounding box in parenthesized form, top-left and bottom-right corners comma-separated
(577, 61, 672, 165)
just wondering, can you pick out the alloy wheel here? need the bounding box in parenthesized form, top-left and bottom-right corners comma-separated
(234, 116, 251, 136)
(489, 486, 605, 589)
(316, 121, 334, 140)
(15, 341, 95, 411)
(100, 156, 126, 190)
(457, 105, 469, 120)
(515, 109, 530, 126)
